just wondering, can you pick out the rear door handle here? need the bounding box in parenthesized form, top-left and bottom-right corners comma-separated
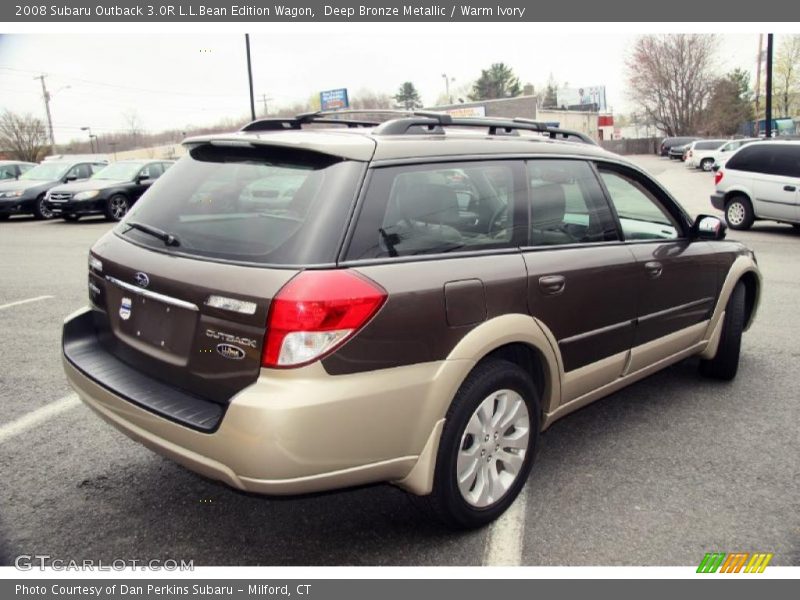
(784, 185, 796, 192)
(645, 261, 663, 279)
(538, 275, 566, 295)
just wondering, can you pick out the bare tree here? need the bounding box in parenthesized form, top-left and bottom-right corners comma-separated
(122, 108, 144, 148)
(627, 34, 718, 136)
(774, 34, 800, 117)
(0, 110, 50, 162)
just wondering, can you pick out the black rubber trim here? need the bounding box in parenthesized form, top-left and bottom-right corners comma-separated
(63, 310, 224, 433)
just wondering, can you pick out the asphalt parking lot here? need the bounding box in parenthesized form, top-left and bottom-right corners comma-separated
(0, 154, 798, 567)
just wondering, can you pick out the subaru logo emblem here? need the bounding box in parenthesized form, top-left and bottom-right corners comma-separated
(134, 272, 150, 288)
(216, 343, 246, 360)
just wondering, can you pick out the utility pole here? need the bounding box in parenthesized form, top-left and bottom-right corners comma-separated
(765, 34, 774, 138)
(259, 94, 273, 116)
(34, 74, 55, 149)
(245, 34, 256, 121)
(754, 34, 763, 134)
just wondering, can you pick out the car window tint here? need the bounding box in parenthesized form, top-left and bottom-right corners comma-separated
(0, 165, 15, 179)
(142, 163, 164, 179)
(599, 170, 679, 241)
(347, 161, 524, 259)
(727, 145, 772, 173)
(770, 146, 800, 177)
(527, 159, 618, 246)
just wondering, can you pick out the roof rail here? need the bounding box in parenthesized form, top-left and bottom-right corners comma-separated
(240, 114, 379, 132)
(373, 114, 596, 144)
(239, 110, 596, 145)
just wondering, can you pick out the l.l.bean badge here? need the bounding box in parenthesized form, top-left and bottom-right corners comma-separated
(119, 297, 132, 321)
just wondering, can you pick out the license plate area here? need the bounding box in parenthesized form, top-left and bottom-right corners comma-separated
(105, 281, 198, 362)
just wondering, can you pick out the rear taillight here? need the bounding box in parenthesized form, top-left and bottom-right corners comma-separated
(262, 270, 387, 368)
(715, 170, 724, 185)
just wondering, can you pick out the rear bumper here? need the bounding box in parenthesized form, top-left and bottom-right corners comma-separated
(62, 307, 455, 495)
(710, 192, 726, 211)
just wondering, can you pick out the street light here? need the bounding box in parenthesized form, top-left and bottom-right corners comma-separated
(441, 73, 455, 105)
(80, 126, 95, 153)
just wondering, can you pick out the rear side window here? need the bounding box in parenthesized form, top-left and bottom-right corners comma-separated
(727, 145, 773, 173)
(116, 144, 364, 266)
(346, 161, 525, 260)
(770, 145, 800, 177)
(696, 141, 724, 150)
(527, 159, 618, 246)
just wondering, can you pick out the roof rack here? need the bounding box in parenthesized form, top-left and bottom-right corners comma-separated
(239, 109, 596, 145)
(373, 114, 596, 144)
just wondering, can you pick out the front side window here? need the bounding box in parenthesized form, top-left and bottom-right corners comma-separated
(346, 161, 524, 260)
(527, 159, 618, 246)
(599, 169, 680, 241)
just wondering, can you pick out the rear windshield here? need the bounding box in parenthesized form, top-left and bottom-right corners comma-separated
(115, 144, 364, 266)
(695, 141, 725, 150)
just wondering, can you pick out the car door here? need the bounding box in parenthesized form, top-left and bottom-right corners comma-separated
(521, 159, 639, 401)
(752, 145, 800, 222)
(596, 163, 718, 368)
(133, 163, 162, 200)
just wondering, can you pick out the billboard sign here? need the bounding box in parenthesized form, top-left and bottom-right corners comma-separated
(320, 88, 349, 111)
(445, 106, 486, 118)
(556, 85, 607, 111)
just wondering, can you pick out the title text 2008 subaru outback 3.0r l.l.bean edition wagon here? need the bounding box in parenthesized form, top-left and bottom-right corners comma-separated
(62, 112, 761, 528)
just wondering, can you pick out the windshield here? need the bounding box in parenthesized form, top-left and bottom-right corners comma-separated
(92, 163, 144, 181)
(115, 144, 364, 266)
(20, 162, 69, 181)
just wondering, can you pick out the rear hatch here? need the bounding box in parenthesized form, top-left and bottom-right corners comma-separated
(82, 141, 368, 405)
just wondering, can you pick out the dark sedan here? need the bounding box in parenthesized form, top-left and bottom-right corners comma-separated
(0, 159, 106, 220)
(45, 159, 174, 222)
(660, 136, 701, 158)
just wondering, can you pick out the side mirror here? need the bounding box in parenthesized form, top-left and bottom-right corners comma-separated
(692, 214, 726, 240)
(136, 175, 151, 184)
(64, 175, 77, 182)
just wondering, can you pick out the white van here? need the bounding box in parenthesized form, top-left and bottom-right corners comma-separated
(711, 141, 800, 230)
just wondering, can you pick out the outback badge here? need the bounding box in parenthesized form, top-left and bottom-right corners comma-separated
(216, 343, 246, 360)
(119, 297, 132, 321)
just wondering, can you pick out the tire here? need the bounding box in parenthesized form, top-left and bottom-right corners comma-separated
(724, 195, 754, 230)
(699, 282, 746, 380)
(421, 359, 540, 529)
(33, 194, 53, 220)
(63, 215, 80, 222)
(792, 224, 800, 231)
(105, 194, 130, 221)
(700, 158, 714, 172)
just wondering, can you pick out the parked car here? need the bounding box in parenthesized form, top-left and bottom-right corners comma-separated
(711, 140, 800, 230)
(45, 159, 174, 222)
(0, 160, 36, 181)
(660, 136, 701, 158)
(669, 139, 701, 161)
(63, 112, 761, 529)
(0, 158, 107, 220)
(711, 138, 760, 171)
(684, 139, 727, 171)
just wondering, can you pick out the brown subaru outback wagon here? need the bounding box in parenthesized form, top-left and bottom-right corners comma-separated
(63, 111, 761, 528)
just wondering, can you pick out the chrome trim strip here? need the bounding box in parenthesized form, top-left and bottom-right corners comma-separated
(560, 319, 635, 345)
(558, 297, 714, 346)
(105, 276, 198, 312)
(637, 297, 714, 324)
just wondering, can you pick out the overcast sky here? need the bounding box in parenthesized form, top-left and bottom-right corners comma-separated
(0, 32, 765, 144)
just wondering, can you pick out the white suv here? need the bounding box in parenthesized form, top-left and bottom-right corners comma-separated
(685, 139, 727, 171)
(711, 141, 800, 230)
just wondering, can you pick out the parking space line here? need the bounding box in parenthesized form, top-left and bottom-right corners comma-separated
(0, 394, 80, 445)
(482, 485, 529, 566)
(0, 295, 55, 311)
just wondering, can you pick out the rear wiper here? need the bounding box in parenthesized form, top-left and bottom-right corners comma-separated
(125, 221, 180, 247)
